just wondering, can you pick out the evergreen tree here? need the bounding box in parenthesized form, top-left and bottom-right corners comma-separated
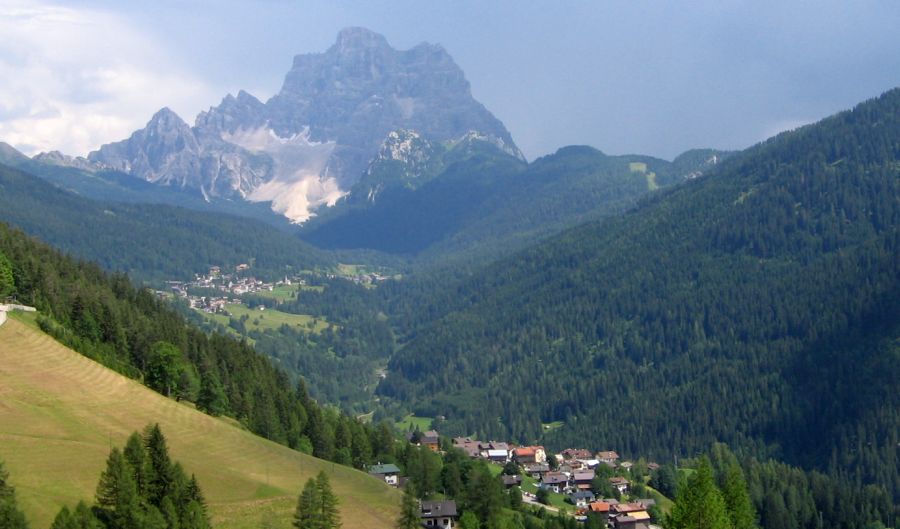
(50, 506, 76, 529)
(197, 370, 229, 416)
(293, 478, 321, 529)
(144, 424, 175, 506)
(95, 447, 141, 529)
(0, 251, 14, 298)
(396, 484, 421, 529)
(315, 472, 340, 529)
(459, 511, 481, 529)
(123, 432, 153, 500)
(667, 457, 731, 529)
(722, 462, 758, 529)
(0, 460, 28, 529)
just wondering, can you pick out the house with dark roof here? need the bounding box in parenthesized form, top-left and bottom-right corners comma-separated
(421, 500, 458, 528)
(368, 463, 401, 486)
(541, 472, 571, 494)
(524, 462, 550, 479)
(501, 474, 522, 489)
(573, 469, 595, 490)
(609, 476, 630, 494)
(561, 448, 593, 461)
(568, 490, 596, 507)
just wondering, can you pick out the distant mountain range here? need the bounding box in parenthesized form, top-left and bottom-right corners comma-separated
(83, 27, 521, 223)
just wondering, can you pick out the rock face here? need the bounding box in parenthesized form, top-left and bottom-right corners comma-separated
(89, 27, 521, 222)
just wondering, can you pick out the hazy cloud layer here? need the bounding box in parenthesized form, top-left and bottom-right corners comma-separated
(0, 0, 215, 155)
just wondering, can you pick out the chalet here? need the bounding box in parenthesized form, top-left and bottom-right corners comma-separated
(479, 441, 510, 462)
(485, 449, 509, 463)
(501, 475, 522, 489)
(596, 451, 620, 464)
(421, 500, 458, 528)
(512, 446, 547, 464)
(568, 490, 596, 507)
(609, 476, 630, 494)
(612, 511, 650, 529)
(588, 501, 611, 521)
(451, 437, 481, 458)
(523, 462, 550, 479)
(368, 463, 401, 487)
(421, 431, 441, 452)
(646, 462, 660, 472)
(612, 503, 646, 515)
(541, 472, 570, 494)
(613, 515, 638, 529)
(573, 470, 595, 490)
(561, 448, 593, 461)
(619, 461, 634, 472)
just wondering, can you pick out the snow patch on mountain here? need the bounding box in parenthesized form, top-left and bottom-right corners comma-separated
(224, 126, 345, 223)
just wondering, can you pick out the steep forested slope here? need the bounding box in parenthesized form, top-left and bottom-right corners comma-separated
(0, 223, 396, 470)
(0, 163, 327, 280)
(301, 144, 726, 261)
(379, 89, 900, 500)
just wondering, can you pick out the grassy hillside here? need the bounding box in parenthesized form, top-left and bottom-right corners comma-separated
(0, 315, 399, 529)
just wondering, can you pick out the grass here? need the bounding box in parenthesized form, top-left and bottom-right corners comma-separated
(394, 414, 433, 433)
(253, 284, 324, 302)
(0, 318, 399, 529)
(628, 162, 658, 191)
(201, 303, 332, 334)
(541, 421, 564, 432)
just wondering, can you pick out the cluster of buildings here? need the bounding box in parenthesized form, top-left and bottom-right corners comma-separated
(163, 265, 305, 314)
(368, 430, 661, 529)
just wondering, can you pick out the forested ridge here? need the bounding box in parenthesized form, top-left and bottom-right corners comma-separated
(378, 89, 900, 503)
(301, 142, 727, 262)
(0, 163, 328, 281)
(0, 223, 396, 471)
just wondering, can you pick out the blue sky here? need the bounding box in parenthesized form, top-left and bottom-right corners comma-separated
(2, 0, 899, 160)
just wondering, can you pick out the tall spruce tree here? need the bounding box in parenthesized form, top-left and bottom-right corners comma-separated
(144, 423, 174, 505)
(292, 472, 341, 529)
(722, 462, 758, 529)
(0, 460, 29, 529)
(0, 251, 13, 298)
(396, 484, 421, 529)
(293, 478, 321, 529)
(666, 457, 731, 529)
(95, 447, 141, 529)
(315, 472, 340, 529)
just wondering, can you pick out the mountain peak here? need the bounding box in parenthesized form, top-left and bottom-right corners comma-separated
(332, 27, 390, 52)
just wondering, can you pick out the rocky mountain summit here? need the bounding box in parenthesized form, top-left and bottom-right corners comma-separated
(89, 27, 521, 222)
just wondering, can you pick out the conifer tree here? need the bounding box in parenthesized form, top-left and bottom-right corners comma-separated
(396, 484, 420, 529)
(50, 506, 75, 529)
(293, 478, 320, 529)
(0, 251, 14, 298)
(144, 423, 174, 505)
(315, 472, 340, 529)
(123, 432, 153, 500)
(197, 370, 228, 417)
(0, 460, 29, 529)
(722, 462, 758, 529)
(666, 457, 731, 529)
(95, 447, 141, 529)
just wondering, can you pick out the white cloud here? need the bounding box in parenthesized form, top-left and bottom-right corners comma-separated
(0, 0, 217, 156)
